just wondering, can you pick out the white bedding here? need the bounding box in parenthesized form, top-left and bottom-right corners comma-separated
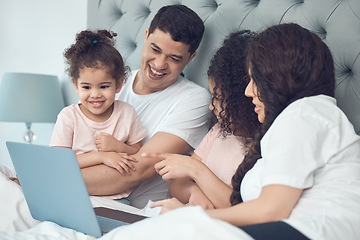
(0, 164, 253, 240)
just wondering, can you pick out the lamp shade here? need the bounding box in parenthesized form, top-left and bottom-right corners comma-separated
(0, 72, 65, 123)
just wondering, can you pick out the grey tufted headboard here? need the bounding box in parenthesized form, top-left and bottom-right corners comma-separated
(87, 0, 360, 134)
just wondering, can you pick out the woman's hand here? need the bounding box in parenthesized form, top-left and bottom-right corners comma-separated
(150, 197, 185, 214)
(150, 190, 214, 215)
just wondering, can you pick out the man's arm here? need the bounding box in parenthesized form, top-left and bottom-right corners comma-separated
(81, 132, 192, 196)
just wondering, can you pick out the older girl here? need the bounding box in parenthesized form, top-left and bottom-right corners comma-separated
(147, 30, 260, 210)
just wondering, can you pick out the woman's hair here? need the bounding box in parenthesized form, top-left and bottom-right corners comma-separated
(230, 23, 336, 205)
(207, 30, 260, 139)
(64, 29, 129, 86)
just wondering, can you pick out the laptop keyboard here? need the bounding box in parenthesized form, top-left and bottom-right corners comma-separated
(96, 215, 128, 233)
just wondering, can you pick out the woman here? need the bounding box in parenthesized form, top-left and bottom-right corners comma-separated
(206, 23, 360, 240)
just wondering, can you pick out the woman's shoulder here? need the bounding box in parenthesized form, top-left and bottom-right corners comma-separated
(288, 95, 335, 110)
(281, 95, 338, 123)
(266, 95, 356, 147)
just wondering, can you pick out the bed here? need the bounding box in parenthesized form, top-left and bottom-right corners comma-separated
(1, 0, 359, 239)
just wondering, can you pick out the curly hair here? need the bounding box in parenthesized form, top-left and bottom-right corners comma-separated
(230, 23, 336, 205)
(207, 30, 261, 140)
(64, 29, 129, 86)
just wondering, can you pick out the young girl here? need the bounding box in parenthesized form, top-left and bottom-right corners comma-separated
(50, 30, 147, 199)
(203, 23, 360, 240)
(146, 30, 260, 211)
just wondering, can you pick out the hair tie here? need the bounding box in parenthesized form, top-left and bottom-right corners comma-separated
(93, 40, 98, 44)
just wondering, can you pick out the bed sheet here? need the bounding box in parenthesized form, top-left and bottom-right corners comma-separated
(0, 164, 253, 240)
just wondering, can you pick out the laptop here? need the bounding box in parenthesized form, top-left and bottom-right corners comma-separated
(6, 141, 147, 237)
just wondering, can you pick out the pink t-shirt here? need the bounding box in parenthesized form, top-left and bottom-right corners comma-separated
(50, 100, 147, 199)
(194, 123, 246, 186)
(50, 100, 146, 154)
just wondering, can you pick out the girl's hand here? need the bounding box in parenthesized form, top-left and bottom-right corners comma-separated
(142, 152, 201, 181)
(95, 132, 123, 152)
(102, 152, 137, 175)
(150, 197, 185, 214)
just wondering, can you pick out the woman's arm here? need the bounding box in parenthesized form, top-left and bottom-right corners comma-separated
(207, 185, 303, 226)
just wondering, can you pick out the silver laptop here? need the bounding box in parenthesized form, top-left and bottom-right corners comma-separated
(6, 141, 147, 237)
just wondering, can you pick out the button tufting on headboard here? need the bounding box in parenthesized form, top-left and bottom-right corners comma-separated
(87, 0, 360, 134)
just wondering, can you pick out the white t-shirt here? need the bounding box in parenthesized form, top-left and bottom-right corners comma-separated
(117, 70, 212, 208)
(241, 95, 360, 240)
(118, 70, 211, 148)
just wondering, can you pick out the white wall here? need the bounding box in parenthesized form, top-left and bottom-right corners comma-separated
(0, 0, 86, 169)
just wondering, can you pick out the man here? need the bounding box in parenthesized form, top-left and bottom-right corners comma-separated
(80, 5, 211, 208)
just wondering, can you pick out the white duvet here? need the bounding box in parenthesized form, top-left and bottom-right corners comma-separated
(0, 164, 253, 240)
